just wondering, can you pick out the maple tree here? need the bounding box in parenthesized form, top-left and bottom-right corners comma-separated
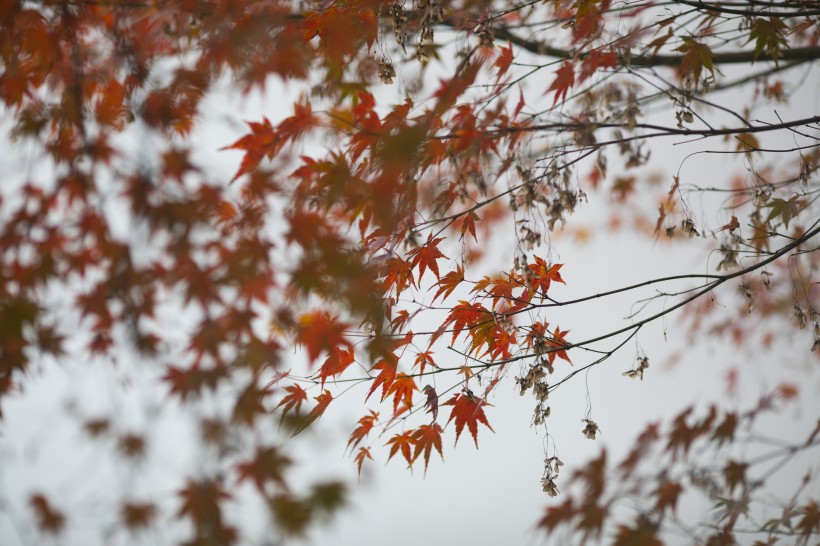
(1, 0, 819, 544)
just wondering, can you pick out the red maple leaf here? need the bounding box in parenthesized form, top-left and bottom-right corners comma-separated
(296, 311, 350, 365)
(579, 49, 618, 83)
(235, 447, 292, 492)
(548, 61, 575, 106)
(366, 357, 398, 401)
(222, 117, 275, 182)
(318, 347, 355, 387)
(408, 236, 446, 282)
(443, 391, 494, 447)
(493, 44, 514, 82)
(422, 385, 439, 421)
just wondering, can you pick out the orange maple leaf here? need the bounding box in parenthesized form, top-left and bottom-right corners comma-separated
(528, 257, 566, 295)
(546, 326, 572, 365)
(411, 423, 444, 474)
(413, 349, 437, 376)
(276, 384, 308, 419)
(443, 391, 494, 447)
(432, 264, 464, 303)
(459, 211, 480, 242)
(385, 373, 418, 414)
(440, 301, 490, 344)
(292, 390, 333, 435)
(347, 410, 379, 450)
(354, 447, 373, 477)
(386, 430, 414, 466)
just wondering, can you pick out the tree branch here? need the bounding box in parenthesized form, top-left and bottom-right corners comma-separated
(491, 26, 820, 67)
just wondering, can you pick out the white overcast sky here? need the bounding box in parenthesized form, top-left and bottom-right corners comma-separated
(1, 31, 819, 546)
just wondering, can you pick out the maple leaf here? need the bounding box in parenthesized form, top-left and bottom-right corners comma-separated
(411, 423, 444, 474)
(654, 481, 682, 516)
(444, 391, 494, 447)
(29, 493, 65, 535)
(432, 264, 464, 303)
(317, 347, 355, 387)
(723, 460, 747, 493)
(578, 49, 617, 83)
(296, 311, 350, 365)
(230, 379, 271, 425)
(796, 500, 820, 538)
(292, 390, 334, 436)
(538, 499, 576, 532)
(748, 17, 788, 63)
(528, 257, 565, 296)
(385, 373, 418, 414)
(408, 236, 447, 282)
(120, 502, 157, 531)
(222, 117, 275, 182)
(546, 326, 572, 365)
(413, 350, 437, 376)
(493, 44, 513, 82)
(764, 195, 802, 229)
(348, 410, 379, 450)
(612, 520, 663, 546)
(177, 479, 236, 543)
(459, 210, 480, 242)
(677, 37, 715, 84)
(236, 447, 292, 492)
(548, 61, 575, 106)
(366, 357, 398, 401)
(422, 384, 439, 421)
(439, 301, 491, 345)
(735, 132, 760, 158)
(381, 256, 416, 297)
(222, 99, 315, 182)
(386, 431, 415, 466)
(354, 447, 373, 477)
(389, 309, 411, 331)
(276, 384, 308, 419)
(711, 412, 738, 447)
(717, 216, 740, 233)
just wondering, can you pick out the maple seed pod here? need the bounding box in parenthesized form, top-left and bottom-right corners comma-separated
(682, 218, 699, 238)
(793, 302, 808, 328)
(582, 419, 599, 440)
(541, 476, 559, 497)
(378, 59, 396, 85)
